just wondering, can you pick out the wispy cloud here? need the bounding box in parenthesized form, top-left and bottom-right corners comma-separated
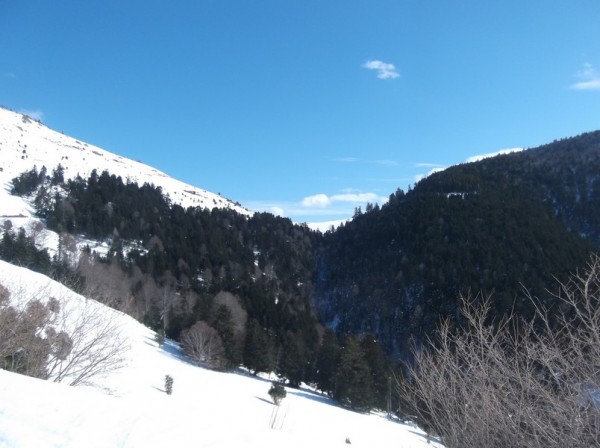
(5, 72, 17, 80)
(570, 63, 600, 91)
(362, 60, 400, 80)
(414, 148, 525, 184)
(465, 147, 523, 163)
(19, 109, 44, 122)
(414, 167, 446, 184)
(245, 189, 388, 224)
(301, 193, 331, 208)
(301, 192, 383, 208)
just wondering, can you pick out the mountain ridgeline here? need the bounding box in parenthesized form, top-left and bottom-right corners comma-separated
(3, 129, 600, 409)
(314, 131, 600, 356)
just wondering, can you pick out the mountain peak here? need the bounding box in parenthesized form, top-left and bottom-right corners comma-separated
(0, 107, 250, 216)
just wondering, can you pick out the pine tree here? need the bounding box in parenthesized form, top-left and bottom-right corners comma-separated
(314, 329, 341, 396)
(268, 381, 287, 405)
(334, 336, 374, 411)
(212, 305, 241, 368)
(359, 333, 390, 410)
(244, 318, 273, 375)
(164, 374, 173, 395)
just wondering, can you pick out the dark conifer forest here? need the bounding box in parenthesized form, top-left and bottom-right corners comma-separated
(2, 130, 600, 411)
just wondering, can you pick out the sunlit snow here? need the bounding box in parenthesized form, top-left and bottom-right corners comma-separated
(0, 106, 442, 447)
(0, 261, 440, 447)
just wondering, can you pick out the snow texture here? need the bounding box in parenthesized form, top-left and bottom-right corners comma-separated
(0, 260, 441, 447)
(0, 107, 250, 216)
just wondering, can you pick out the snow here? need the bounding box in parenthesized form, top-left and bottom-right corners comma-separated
(0, 106, 441, 448)
(0, 106, 251, 261)
(465, 147, 524, 163)
(304, 218, 348, 233)
(0, 107, 250, 217)
(0, 260, 441, 447)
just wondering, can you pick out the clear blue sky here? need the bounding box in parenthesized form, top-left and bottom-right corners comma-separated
(2, 1, 600, 223)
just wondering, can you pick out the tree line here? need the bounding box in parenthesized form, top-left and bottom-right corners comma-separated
(5, 165, 395, 411)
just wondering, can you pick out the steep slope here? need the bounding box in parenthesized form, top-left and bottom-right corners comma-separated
(0, 260, 439, 448)
(0, 106, 249, 215)
(0, 107, 323, 392)
(314, 131, 600, 357)
(417, 131, 600, 245)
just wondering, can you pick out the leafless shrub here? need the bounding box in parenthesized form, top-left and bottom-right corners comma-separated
(400, 255, 600, 448)
(180, 320, 226, 369)
(211, 291, 247, 337)
(0, 281, 129, 386)
(0, 297, 53, 377)
(47, 296, 129, 386)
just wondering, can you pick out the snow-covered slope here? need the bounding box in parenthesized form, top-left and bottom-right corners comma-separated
(0, 106, 250, 215)
(0, 261, 440, 448)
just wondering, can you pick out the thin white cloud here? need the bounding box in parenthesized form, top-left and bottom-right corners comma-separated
(570, 63, 600, 91)
(301, 193, 331, 208)
(301, 191, 385, 208)
(362, 60, 400, 80)
(414, 148, 525, 184)
(246, 189, 390, 226)
(331, 192, 382, 203)
(5, 72, 17, 79)
(19, 109, 44, 122)
(245, 199, 358, 220)
(465, 147, 523, 163)
(269, 206, 285, 216)
(415, 162, 444, 168)
(414, 167, 446, 184)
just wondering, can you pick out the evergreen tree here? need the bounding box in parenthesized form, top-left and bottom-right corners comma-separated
(212, 305, 241, 368)
(244, 318, 273, 375)
(333, 336, 374, 411)
(314, 329, 341, 396)
(164, 374, 173, 395)
(277, 331, 306, 388)
(268, 381, 287, 405)
(359, 334, 390, 410)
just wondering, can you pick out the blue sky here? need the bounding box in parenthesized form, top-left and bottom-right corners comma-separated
(2, 1, 600, 223)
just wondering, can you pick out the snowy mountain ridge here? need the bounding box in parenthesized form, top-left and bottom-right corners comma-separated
(0, 106, 250, 216)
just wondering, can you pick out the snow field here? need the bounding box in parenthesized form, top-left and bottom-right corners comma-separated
(0, 260, 440, 448)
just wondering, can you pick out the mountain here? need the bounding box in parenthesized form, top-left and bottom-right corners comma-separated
(0, 106, 249, 216)
(0, 260, 438, 448)
(0, 106, 327, 397)
(3, 104, 600, 406)
(313, 131, 600, 357)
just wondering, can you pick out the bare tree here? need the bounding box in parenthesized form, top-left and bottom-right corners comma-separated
(400, 255, 600, 448)
(180, 320, 226, 369)
(0, 280, 129, 386)
(76, 254, 136, 314)
(46, 295, 129, 386)
(211, 291, 247, 337)
(0, 296, 54, 377)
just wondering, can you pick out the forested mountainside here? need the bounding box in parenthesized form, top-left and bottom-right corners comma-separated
(2, 166, 395, 410)
(314, 131, 600, 357)
(2, 127, 600, 411)
(4, 167, 321, 379)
